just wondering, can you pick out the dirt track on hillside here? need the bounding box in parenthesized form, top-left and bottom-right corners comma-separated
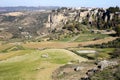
(22, 37, 118, 49)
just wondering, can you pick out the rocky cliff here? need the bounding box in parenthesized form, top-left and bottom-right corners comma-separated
(45, 7, 119, 30)
(0, 7, 119, 40)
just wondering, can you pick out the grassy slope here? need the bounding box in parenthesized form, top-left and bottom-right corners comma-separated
(0, 44, 14, 52)
(53, 33, 109, 42)
(74, 33, 109, 42)
(0, 49, 87, 80)
(86, 48, 115, 59)
(70, 48, 115, 60)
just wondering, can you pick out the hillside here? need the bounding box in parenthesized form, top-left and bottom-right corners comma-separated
(0, 6, 59, 12)
(0, 7, 120, 41)
(0, 11, 50, 39)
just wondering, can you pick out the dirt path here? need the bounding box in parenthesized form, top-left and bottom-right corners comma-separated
(36, 62, 61, 80)
(68, 35, 80, 42)
(23, 37, 118, 49)
(80, 37, 118, 46)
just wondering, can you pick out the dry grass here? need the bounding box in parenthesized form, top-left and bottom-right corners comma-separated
(22, 37, 118, 49)
(0, 50, 33, 61)
(2, 12, 24, 16)
(0, 44, 14, 51)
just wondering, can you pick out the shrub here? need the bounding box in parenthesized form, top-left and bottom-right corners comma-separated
(91, 65, 120, 80)
(86, 38, 120, 48)
(115, 24, 120, 36)
(110, 48, 120, 58)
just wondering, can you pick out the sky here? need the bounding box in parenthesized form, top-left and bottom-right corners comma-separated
(0, 0, 120, 8)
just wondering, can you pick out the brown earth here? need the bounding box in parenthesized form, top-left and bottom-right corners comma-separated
(22, 37, 118, 49)
(1, 12, 24, 16)
(52, 61, 96, 80)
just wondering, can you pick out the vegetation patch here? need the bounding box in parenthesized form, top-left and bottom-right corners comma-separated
(70, 48, 115, 60)
(0, 45, 26, 53)
(74, 33, 109, 42)
(91, 64, 120, 80)
(86, 38, 120, 48)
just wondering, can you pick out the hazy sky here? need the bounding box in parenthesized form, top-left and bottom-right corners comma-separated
(0, 0, 120, 7)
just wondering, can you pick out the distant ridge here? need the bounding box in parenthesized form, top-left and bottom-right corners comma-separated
(0, 6, 59, 12)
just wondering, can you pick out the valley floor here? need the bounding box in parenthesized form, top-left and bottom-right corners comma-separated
(0, 35, 119, 80)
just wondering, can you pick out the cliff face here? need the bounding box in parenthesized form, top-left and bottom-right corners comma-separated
(45, 13, 67, 29)
(45, 8, 116, 30)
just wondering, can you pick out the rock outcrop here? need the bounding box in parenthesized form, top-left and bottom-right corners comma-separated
(45, 7, 117, 31)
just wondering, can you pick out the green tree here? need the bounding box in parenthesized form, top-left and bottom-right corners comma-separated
(115, 24, 120, 36)
(107, 6, 120, 13)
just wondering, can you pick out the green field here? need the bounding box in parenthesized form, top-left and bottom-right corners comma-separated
(74, 33, 109, 42)
(54, 33, 109, 42)
(0, 48, 87, 80)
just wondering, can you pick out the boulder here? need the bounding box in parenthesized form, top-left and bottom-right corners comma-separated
(41, 54, 49, 58)
(97, 60, 118, 70)
(74, 66, 84, 71)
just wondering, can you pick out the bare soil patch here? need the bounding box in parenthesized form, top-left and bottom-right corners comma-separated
(52, 61, 96, 80)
